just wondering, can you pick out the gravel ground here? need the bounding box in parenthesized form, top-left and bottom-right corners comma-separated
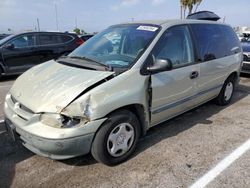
(0, 74, 250, 188)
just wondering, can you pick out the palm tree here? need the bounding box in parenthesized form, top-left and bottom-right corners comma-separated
(180, 0, 203, 18)
(194, 0, 202, 13)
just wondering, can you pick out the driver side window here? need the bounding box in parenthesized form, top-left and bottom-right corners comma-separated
(8, 35, 35, 48)
(152, 25, 194, 68)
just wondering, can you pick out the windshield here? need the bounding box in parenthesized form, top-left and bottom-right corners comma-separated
(69, 24, 160, 68)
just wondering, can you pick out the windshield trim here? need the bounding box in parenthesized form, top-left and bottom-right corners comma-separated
(57, 57, 111, 71)
(69, 55, 111, 69)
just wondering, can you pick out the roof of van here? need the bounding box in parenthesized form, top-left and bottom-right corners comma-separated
(114, 19, 227, 27)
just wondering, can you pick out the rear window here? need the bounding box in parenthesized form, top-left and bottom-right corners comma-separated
(38, 34, 73, 45)
(60, 35, 74, 43)
(190, 24, 241, 62)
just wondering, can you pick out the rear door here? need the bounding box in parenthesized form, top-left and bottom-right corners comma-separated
(2, 33, 39, 73)
(37, 33, 75, 63)
(189, 24, 241, 105)
(150, 25, 199, 126)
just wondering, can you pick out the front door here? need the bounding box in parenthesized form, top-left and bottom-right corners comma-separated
(2, 34, 39, 73)
(150, 25, 199, 126)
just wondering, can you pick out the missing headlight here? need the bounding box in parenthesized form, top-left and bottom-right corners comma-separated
(40, 114, 82, 128)
(60, 115, 81, 128)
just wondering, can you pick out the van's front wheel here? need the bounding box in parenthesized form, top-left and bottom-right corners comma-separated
(91, 110, 140, 166)
(215, 76, 235, 106)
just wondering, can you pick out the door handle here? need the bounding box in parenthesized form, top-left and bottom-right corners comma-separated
(190, 71, 199, 79)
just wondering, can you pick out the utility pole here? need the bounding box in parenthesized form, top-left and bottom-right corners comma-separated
(180, 5, 183, 19)
(55, 4, 59, 31)
(37, 18, 40, 31)
(75, 17, 78, 28)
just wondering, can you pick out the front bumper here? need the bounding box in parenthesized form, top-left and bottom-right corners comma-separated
(3, 93, 107, 160)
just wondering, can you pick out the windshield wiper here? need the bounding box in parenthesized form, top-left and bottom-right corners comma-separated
(69, 56, 112, 71)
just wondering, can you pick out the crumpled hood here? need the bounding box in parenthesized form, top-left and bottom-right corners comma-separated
(10, 60, 114, 113)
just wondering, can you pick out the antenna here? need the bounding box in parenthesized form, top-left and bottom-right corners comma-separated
(55, 4, 59, 31)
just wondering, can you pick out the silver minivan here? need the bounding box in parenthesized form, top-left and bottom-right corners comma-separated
(4, 19, 242, 165)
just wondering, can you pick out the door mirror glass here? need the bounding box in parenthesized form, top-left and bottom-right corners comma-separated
(4, 43, 15, 50)
(147, 58, 173, 74)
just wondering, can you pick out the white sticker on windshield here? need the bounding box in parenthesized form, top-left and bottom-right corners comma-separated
(137, 26, 158, 32)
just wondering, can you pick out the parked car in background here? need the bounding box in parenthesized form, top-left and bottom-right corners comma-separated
(4, 18, 242, 166)
(0, 34, 10, 40)
(241, 40, 250, 74)
(0, 31, 83, 77)
(79, 34, 94, 42)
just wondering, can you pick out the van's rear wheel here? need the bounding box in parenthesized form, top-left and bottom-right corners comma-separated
(215, 76, 235, 106)
(91, 110, 140, 166)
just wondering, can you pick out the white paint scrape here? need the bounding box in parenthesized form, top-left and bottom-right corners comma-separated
(190, 138, 250, 188)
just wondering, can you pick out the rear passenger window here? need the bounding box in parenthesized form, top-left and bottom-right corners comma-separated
(38, 34, 73, 45)
(191, 24, 228, 61)
(39, 34, 58, 45)
(191, 24, 240, 62)
(152, 25, 194, 68)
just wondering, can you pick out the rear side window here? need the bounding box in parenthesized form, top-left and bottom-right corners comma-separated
(190, 24, 241, 62)
(60, 35, 74, 43)
(191, 24, 227, 61)
(38, 34, 73, 45)
(220, 25, 241, 55)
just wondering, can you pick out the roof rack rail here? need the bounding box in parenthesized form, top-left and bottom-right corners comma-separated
(186, 11, 220, 21)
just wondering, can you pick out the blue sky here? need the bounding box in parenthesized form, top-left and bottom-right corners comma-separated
(0, 0, 249, 33)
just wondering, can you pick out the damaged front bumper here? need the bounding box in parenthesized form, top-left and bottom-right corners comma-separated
(4, 93, 107, 160)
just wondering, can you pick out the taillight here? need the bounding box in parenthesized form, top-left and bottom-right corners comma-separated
(76, 38, 84, 45)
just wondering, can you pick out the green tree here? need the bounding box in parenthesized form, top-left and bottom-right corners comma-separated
(180, 0, 203, 18)
(73, 28, 81, 35)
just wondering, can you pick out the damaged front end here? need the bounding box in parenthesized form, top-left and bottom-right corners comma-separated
(43, 94, 94, 129)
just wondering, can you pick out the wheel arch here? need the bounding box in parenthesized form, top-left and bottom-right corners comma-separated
(227, 71, 239, 83)
(97, 104, 149, 138)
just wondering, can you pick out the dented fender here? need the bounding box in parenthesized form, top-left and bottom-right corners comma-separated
(61, 69, 151, 131)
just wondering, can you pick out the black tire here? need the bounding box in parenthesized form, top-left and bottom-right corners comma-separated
(91, 110, 140, 166)
(215, 76, 235, 106)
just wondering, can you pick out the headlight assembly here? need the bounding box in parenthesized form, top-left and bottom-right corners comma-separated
(40, 113, 82, 128)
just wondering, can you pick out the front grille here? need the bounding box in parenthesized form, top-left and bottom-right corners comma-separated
(6, 94, 34, 122)
(242, 63, 250, 71)
(10, 95, 34, 114)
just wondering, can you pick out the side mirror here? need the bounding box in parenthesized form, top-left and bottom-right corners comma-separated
(4, 43, 14, 50)
(147, 58, 173, 74)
